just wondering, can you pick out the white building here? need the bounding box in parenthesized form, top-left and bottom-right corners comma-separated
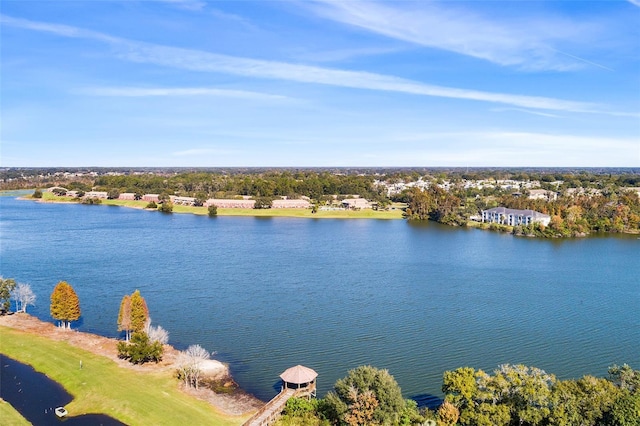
(482, 207, 551, 226)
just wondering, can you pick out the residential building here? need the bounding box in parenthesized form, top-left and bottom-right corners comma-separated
(341, 198, 371, 209)
(482, 207, 551, 226)
(528, 189, 558, 201)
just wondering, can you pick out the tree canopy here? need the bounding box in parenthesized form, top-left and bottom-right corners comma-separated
(0, 277, 16, 312)
(50, 281, 81, 329)
(118, 290, 148, 340)
(325, 365, 407, 425)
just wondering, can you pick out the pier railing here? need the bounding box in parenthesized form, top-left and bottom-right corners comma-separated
(242, 387, 314, 426)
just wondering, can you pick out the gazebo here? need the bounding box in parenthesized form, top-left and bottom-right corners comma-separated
(279, 365, 318, 397)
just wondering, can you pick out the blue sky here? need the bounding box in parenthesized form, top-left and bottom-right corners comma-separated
(1, 0, 639, 167)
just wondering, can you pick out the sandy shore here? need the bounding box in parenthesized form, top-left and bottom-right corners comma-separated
(0, 313, 264, 416)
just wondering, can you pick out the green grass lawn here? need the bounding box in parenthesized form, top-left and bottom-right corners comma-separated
(0, 401, 30, 426)
(0, 326, 246, 425)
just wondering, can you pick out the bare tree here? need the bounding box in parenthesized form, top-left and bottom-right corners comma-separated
(146, 319, 169, 344)
(177, 344, 210, 389)
(12, 283, 36, 313)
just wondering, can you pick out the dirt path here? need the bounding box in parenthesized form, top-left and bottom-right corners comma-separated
(0, 313, 264, 416)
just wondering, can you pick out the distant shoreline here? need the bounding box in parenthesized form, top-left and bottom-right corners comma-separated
(18, 193, 406, 220)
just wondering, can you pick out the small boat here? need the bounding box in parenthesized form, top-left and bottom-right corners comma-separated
(55, 407, 68, 418)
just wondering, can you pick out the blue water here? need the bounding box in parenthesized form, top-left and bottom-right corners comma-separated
(1, 196, 638, 403)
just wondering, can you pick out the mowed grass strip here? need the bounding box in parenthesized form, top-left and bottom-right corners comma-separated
(0, 326, 245, 425)
(0, 401, 30, 426)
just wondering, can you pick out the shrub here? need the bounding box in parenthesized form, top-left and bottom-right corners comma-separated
(117, 332, 163, 364)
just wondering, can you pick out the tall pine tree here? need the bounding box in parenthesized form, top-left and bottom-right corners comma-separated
(130, 290, 149, 333)
(50, 281, 81, 329)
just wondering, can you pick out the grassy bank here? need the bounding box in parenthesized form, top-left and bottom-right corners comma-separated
(0, 326, 245, 425)
(0, 401, 30, 426)
(34, 192, 405, 219)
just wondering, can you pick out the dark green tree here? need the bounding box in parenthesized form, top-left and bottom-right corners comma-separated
(208, 204, 218, 217)
(405, 188, 433, 220)
(604, 391, 640, 426)
(158, 201, 174, 213)
(253, 197, 273, 209)
(324, 365, 405, 425)
(0, 277, 17, 312)
(549, 376, 620, 426)
(117, 331, 163, 364)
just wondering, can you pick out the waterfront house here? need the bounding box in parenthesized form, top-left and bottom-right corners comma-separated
(143, 194, 160, 203)
(171, 196, 196, 206)
(482, 207, 551, 226)
(84, 191, 108, 199)
(341, 198, 371, 210)
(204, 199, 256, 209)
(272, 199, 311, 209)
(118, 193, 136, 201)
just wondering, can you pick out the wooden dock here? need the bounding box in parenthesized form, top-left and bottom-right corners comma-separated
(243, 365, 318, 426)
(242, 388, 307, 426)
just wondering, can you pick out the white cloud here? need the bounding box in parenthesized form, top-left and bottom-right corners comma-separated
(304, 0, 602, 71)
(490, 108, 562, 119)
(380, 131, 640, 166)
(295, 46, 403, 63)
(77, 86, 291, 100)
(627, 0, 640, 7)
(2, 14, 636, 116)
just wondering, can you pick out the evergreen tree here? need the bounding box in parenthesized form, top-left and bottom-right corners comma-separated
(129, 290, 149, 333)
(0, 277, 17, 312)
(50, 281, 81, 329)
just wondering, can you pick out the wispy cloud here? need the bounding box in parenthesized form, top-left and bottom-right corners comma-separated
(159, 0, 207, 12)
(304, 0, 604, 71)
(2, 14, 635, 116)
(295, 46, 403, 63)
(490, 108, 562, 119)
(628, 0, 640, 7)
(384, 131, 639, 166)
(77, 86, 291, 100)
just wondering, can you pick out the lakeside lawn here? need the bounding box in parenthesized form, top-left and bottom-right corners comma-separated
(36, 192, 405, 219)
(0, 326, 246, 425)
(0, 401, 30, 426)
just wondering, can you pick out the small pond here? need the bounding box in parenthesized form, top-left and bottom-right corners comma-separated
(0, 353, 126, 425)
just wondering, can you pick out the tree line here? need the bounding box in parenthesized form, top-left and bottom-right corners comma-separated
(17, 168, 640, 236)
(275, 364, 640, 426)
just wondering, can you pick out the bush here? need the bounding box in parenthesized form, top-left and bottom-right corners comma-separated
(33, 189, 43, 198)
(158, 201, 174, 213)
(117, 332, 163, 364)
(208, 205, 218, 217)
(146, 201, 157, 209)
(82, 197, 102, 205)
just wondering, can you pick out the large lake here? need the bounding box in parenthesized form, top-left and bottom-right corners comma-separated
(1, 195, 638, 403)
